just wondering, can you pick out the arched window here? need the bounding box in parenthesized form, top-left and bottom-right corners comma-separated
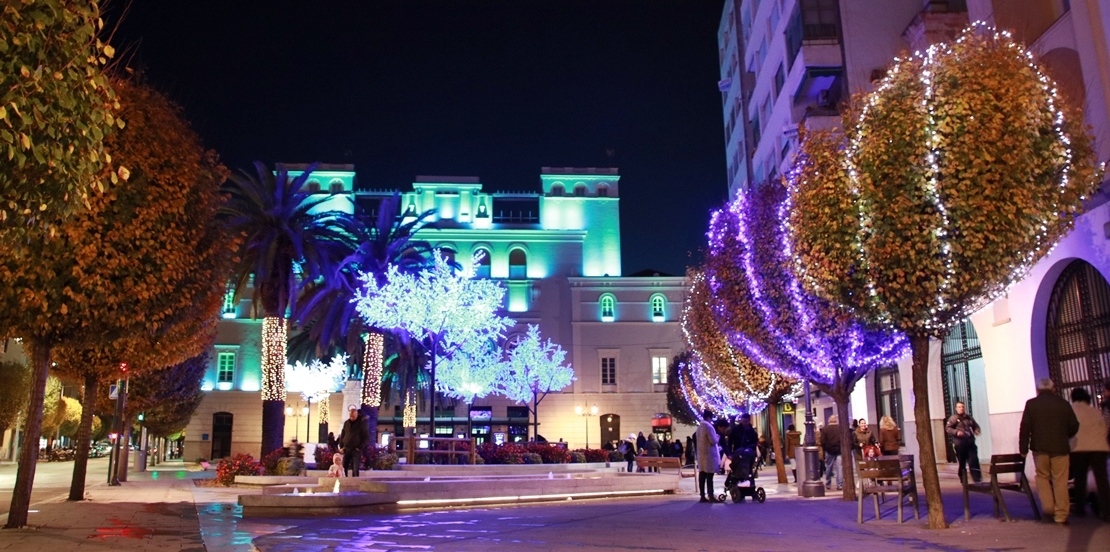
(597, 185, 609, 197)
(475, 248, 491, 279)
(573, 184, 587, 197)
(600, 294, 616, 322)
(1046, 259, 1110, 401)
(329, 180, 344, 193)
(305, 181, 321, 193)
(509, 249, 527, 279)
(438, 248, 457, 265)
(650, 294, 666, 322)
(940, 319, 981, 461)
(551, 184, 564, 197)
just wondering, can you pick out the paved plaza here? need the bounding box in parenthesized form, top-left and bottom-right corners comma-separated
(1, 460, 1108, 551)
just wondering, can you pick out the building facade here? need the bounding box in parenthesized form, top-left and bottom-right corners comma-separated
(720, 0, 1110, 470)
(184, 167, 691, 462)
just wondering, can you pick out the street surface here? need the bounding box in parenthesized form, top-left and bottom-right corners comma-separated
(0, 456, 109, 517)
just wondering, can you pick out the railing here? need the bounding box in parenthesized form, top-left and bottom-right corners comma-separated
(405, 435, 477, 465)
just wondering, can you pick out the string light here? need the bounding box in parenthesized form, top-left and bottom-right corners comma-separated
(318, 396, 329, 426)
(403, 390, 417, 429)
(261, 317, 287, 401)
(433, 335, 506, 405)
(361, 332, 384, 407)
(496, 325, 575, 405)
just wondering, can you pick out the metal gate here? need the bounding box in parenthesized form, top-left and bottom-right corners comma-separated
(941, 319, 981, 463)
(1046, 260, 1110, 403)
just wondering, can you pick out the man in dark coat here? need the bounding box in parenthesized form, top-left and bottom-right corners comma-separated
(819, 415, 843, 490)
(946, 401, 982, 483)
(338, 405, 370, 477)
(1019, 378, 1080, 525)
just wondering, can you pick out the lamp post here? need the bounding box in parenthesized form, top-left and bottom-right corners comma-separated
(801, 380, 825, 497)
(303, 405, 311, 445)
(574, 404, 599, 449)
(285, 405, 302, 442)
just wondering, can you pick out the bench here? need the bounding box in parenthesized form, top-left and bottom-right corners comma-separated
(857, 458, 919, 524)
(635, 457, 692, 477)
(962, 453, 1040, 522)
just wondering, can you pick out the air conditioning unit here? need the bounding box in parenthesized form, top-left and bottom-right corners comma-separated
(817, 89, 833, 108)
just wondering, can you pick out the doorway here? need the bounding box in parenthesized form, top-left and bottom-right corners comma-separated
(940, 319, 992, 462)
(211, 412, 233, 460)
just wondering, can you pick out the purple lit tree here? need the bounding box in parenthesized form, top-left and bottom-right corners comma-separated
(704, 182, 909, 500)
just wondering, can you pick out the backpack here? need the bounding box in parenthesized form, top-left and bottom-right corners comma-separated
(618, 441, 630, 455)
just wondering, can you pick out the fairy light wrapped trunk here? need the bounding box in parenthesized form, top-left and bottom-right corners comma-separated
(681, 269, 799, 484)
(704, 180, 908, 501)
(787, 25, 1102, 528)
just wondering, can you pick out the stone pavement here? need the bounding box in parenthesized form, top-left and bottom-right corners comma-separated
(0, 462, 1107, 551)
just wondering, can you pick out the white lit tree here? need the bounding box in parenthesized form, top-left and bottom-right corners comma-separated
(354, 250, 513, 433)
(285, 354, 348, 442)
(434, 336, 506, 405)
(495, 325, 575, 441)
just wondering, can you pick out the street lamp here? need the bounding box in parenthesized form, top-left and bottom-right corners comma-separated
(575, 404, 599, 449)
(801, 380, 825, 498)
(303, 405, 311, 445)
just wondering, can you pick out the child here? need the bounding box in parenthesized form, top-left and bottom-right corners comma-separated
(327, 452, 344, 477)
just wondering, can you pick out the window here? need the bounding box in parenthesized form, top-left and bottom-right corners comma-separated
(601, 357, 617, 385)
(434, 425, 454, 436)
(475, 249, 491, 279)
(329, 180, 344, 193)
(222, 285, 236, 318)
(550, 184, 564, 196)
(438, 248, 457, 265)
(652, 355, 668, 385)
(600, 294, 616, 322)
(573, 184, 587, 197)
(1046, 259, 1110, 402)
(596, 185, 609, 197)
(507, 406, 529, 419)
(774, 64, 785, 99)
(217, 352, 235, 389)
(874, 366, 904, 444)
(508, 249, 527, 279)
(651, 295, 666, 322)
(801, 0, 841, 40)
(305, 181, 321, 193)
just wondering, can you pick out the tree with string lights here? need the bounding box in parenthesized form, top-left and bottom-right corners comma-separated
(788, 26, 1102, 527)
(495, 325, 574, 441)
(682, 268, 799, 484)
(285, 354, 349, 441)
(355, 251, 513, 435)
(705, 181, 908, 501)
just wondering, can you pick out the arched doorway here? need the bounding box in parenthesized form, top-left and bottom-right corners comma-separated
(1045, 259, 1110, 401)
(600, 413, 621, 448)
(211, 412, 233, 460)
(940, 319, 991, 462)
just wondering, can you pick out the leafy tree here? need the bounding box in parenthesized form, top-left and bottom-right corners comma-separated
(38, 375, 66, 448)
(495, 325, 574, 440)
(704, 182, 907, 500)
(46, 78, 232, 502)
(293, 193, 435, 442)
(286, 353, 348, 437)
(788, 28, 1102, 527)
(0, 0, 120, 229)
(59, 396, 82, 438)
(139, 354, 207, 439)
(665, 352, 698, 427)
(683, 268, 799, 484)
(355, 251, 513, 434)
(222, 162, 354, 456)
(0, 360, 30, 432)
(434, 335, 506, 405)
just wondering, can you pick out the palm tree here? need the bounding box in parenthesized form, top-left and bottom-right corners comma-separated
(293, 193, 435, 444)
(221, 161, 355, 456)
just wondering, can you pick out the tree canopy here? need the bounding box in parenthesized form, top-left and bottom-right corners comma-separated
(0, 360, 30, 432)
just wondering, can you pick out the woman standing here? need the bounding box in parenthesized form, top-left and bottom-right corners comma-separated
(696, 409, 722, 503)
(854, 419, 877, 457)
(878, 416, 901, 457)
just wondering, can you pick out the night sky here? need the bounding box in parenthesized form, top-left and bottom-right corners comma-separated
(107, 1, 728, 275)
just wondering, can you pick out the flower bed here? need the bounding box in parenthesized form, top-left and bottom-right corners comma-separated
(216, 453, 262, 486)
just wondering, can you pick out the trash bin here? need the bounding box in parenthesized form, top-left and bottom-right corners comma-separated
(137, 449, 147, 472)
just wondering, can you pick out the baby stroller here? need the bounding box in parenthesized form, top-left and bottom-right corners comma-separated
(718, 446, 766, 503)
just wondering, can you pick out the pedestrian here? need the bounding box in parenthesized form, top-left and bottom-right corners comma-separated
(1019, 378, 1080, 525)
(338, 405, 369, 477)
(785, 424, 801, 483)
(854, 419, 877, 458)
(327, 431, 338, 453)
(327, 451, 345, 477)
(820, 415, 843, 490)
(727, 414, 759, 457)
(637, 431, 647, 456)
(620, 433, 637, 473)
(696, 409, 721, 503)
(878, 416, 901, 457)
(645, 433, 661, 473)
(672, 438, 684, 460)
(602, 440, 615, 452)
(685, 435, 696, 466)
(945, 401, 981, 482)
(1069, 387, 1110, 520)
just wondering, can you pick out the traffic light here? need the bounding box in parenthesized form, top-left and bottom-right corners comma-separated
(120, 362, 128, 373)
(138, 413, 144, 422)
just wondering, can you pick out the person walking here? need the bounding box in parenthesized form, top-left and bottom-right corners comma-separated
(620, 434, 637, 473)
(1069, 387, 1110, 520)
(672, 438, 684, 460)
(1019, 378, 1080, 525)
(878, 416, 901, 457)
(820, 415, 843, 490)
(696, 410, 722, 503)
(785, 424, 801, 483)
(685, 435, 696, 466)
(338, 405, 369, 477)
(945, 401, 982, 483)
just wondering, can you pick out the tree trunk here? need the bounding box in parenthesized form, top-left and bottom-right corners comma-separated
(361, 331, 384, 446)
(834, 393, 857, 501)
(5, 342, 52, 528)
(910, 333, 947, 529)
(361, 406, 378, 449)
(429, 340, 438, 438)
(260, 316, 287, 457)
(532, 394, 539, 442)
(767, 402, 788, 484)
(117, 419, 132, 483)
(68, 373, 99, 501)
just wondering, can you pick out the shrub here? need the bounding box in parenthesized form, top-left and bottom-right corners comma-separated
(373, 453, 399, 471)
(414, 452, 432, 464)
(261, 448, 285, 475)
(584, 449, 610, 463)
(527, 443, 570, 464)
(215, 453, 262, 486)
(521, 452, 543, 464)
(315, 448, 335, 469)
(275, 457, 305, 476)
(569, 451, 587, 463)
(608, 450, 624, 462)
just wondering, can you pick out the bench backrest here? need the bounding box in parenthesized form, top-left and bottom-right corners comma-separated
(857, 459, 904, 480)
(637, 457, 680, 466)
(989, 454, 1026, 475)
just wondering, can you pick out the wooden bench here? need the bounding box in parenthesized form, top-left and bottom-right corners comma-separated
(635, 457, 692, 477)
(962, 453, 1041, 522)
(857, 458, 919, 524)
